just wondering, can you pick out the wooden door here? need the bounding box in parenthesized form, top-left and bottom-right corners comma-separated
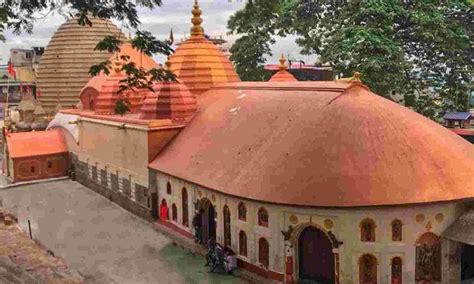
(299, 226, 335, 283)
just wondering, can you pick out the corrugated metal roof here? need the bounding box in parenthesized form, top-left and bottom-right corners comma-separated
(443, 112, 472, 120)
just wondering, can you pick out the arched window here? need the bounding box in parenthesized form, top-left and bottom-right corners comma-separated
(415, 232, 441, 282)
(182, 187, 189, 227)
(258, 207, 269, 227)
(166, 182, 172, 195)
(360, 218, 376, 242)
(391, 257, 402, 284)
(238, 202, 246, 221)
(239, 231, 247, 256)
(223, 205, 231, 247)
(258, 237, 269, 268)
(391, 219, 402, 242)
(359, 254, 377, 284)
(172, 203, 177, 222)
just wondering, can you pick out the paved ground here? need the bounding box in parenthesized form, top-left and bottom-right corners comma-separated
(0, 180, 247, 284)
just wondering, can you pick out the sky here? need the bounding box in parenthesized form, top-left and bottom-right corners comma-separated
(0, 0, 312, 66)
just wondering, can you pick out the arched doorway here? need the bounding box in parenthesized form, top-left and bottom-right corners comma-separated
(415, 232, 441, 282)
(160, 199, 168, 221)
(298, 226, 335, 283)
(182, 187, 188, 227)
(223, 205, 231, 247)
(199, 198, 216, 244)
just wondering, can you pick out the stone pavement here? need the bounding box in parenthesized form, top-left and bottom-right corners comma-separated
(0, 180, 249, 284)
(0, 208, 83, 283)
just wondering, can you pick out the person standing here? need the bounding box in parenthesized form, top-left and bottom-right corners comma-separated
(192, 209, 203, 244)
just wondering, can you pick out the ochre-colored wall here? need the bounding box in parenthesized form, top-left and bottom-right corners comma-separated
(12, 153, 68, 182)
(76, 118, 181, 186)
(147, 128, 181, 162)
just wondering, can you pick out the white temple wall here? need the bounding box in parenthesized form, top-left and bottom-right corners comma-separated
(156, 172, 467, 283)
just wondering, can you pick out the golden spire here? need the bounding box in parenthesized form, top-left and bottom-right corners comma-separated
(278, 54, 288, 71)
(191, 0, 204, 36)
(352, 72, 361, 82)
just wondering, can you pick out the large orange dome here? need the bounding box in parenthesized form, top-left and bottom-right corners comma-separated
(150, 81, 474, 207)
(37, 16, 122, 112)
(168, 1, 240, 96)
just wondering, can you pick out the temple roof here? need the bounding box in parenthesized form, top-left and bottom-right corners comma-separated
(6, 129, 68, 158)
(140, 63, 197, 122)
(150, 81, 474, 207)
(37, 16, 123, 112)
(168, 1, 240, 96)
(269, 54, 298, 82)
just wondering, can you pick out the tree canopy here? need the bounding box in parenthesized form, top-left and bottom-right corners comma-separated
(1, 0, 175, 97)
(228, 0, 473, 120)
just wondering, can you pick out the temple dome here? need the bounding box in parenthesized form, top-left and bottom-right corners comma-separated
(150, 81, 474, 207)
(269, 54, 297, 82)
(140, 80, 197, 122)
(37, 16, 122, 112)
(79, 42, 159, 113)
(168, 1, 240, 96)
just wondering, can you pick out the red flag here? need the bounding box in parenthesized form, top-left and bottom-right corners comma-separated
(7, 59, 16, 80)
(19, 82, 23, 98)
(26, 85, 30, 94)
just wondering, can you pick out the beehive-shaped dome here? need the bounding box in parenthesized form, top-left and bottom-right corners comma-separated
(168, 1, 240, 96)
(37, 16, 122, 113)
(140, 63, 197, 122)
(79, 42, 159, 112)
(269, 54, 297, 82)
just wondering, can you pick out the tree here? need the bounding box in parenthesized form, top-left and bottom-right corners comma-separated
(114, 96, 131, 117)
(228, 0, 473, 119)
(1, 0, 176, 98)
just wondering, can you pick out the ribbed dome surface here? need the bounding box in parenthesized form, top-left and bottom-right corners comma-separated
(140, 82, 197, 122)
(269, 70, 298, 82)
(37, 17, 122, 112)
(94, 74, 124, 115)
(168, 2, 240, 96)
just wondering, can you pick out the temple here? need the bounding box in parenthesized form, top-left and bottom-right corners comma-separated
(5, 2, 474, 283)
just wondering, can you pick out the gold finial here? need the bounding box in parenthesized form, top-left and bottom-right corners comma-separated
(278, 54, 288, 71)
(191, 0, 204, 36)
(352, 72, 361, 82)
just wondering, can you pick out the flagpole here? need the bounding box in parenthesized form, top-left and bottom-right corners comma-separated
(4, 76, 9, 125)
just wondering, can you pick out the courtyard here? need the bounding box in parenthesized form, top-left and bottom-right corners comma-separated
(0, 180, 248, 284)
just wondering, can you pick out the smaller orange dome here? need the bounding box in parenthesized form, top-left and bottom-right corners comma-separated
(140, 80, 197, 122)
(269, 54, 297, 82)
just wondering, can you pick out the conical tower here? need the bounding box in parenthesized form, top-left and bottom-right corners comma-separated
(168, 1, 240, 96)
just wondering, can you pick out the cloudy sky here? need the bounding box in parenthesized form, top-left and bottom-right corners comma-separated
(1, 0, 312, 65)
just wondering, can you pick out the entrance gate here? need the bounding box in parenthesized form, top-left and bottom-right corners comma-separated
(298, 226, 335, 284)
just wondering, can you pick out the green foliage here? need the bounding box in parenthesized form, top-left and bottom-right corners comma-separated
(94, 36, 122, 53)
(88, 60, 111, 76)
(228, 0, 473, 119)
(132, 30, 174, 57)
(2, 0, 175, 96)
(114, 97, 131, 117)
